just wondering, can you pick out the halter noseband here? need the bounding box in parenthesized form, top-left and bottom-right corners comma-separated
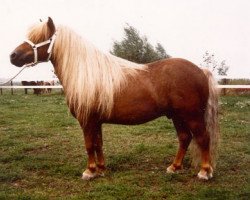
(24, 31, 57, 67)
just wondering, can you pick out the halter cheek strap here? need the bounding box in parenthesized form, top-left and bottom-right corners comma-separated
(24, 31, 57, 67)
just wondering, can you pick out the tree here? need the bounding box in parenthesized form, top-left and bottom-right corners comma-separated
(201, 51, 229, 75)
(111, 25, 170, 63)
(155, 43, 168, 60)
(217, 60, 229, 76)
(201, 51, 229, 95)
(201, 51, 217, 72)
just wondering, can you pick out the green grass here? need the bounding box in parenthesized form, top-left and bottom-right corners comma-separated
(0, 92, 249, 199)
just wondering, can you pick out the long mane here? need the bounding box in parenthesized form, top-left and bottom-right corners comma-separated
(27, 21, 147, 124)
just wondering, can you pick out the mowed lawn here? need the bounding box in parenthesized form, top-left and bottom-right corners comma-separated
(0, 91, 249, 199)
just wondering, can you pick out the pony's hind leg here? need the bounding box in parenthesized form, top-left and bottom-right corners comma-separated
(167, 118, 192, 173)
(187, 118, 213, 180)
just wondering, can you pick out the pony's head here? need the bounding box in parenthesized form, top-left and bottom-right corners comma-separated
(10, 17, 56, 67)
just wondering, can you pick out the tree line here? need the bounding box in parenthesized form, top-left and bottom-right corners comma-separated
(110, 24, 229, 75)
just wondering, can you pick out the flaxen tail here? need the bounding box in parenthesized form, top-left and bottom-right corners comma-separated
(203, 69, 220, 168)
(191, 69, 220, 168)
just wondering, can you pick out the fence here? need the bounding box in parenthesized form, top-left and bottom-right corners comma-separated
(0, 76, 249, 95)
(215, 76, 250, 89)
(0, 86, 63, 89)
(0, 84, 63, 95)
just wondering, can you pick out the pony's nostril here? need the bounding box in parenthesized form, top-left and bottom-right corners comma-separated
(10, 52, 17, 59)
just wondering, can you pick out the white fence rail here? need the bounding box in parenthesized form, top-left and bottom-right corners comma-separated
(0, 85, 250, 89)
(215, 76, 249, 79)
(217, 85, 250, 89)
(0, 86, 63, 89)
(0, 76, 249, 89)
(1, 85, 247, 89)
(215, 76, 250, 89)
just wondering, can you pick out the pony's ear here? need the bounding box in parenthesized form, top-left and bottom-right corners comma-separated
(47, 17, 56, 36)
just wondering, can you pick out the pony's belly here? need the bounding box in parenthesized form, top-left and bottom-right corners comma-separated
(105, 103, 164, 125)
(105, 114, 162, 125)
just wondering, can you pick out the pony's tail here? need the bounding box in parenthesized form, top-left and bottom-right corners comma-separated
(191, 69, 220, 168)
(203, 69, 220, 168)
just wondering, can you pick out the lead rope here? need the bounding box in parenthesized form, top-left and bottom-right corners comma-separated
(0, 66, 28, 85)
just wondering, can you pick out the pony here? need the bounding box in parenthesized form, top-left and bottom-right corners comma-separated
(43, 81, 54, 93)
(47, 81, 54, 93)
(10, 17, 219, 181)
(21, 80, 42, 95)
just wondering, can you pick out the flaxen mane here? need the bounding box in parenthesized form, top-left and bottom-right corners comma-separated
(27, 21, 147, 123)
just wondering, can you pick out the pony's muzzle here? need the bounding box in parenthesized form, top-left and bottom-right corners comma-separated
(10, 52, 17, 60)
(10, 50, 22, 67)
(10, 50, 32, 67)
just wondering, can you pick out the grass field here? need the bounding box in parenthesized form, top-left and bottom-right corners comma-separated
(0, 91, 249, 199)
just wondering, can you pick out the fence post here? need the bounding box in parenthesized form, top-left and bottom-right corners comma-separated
(221, 78, 228, 95)
(11, 81, 14, 95)
(0, 88, 2, 95)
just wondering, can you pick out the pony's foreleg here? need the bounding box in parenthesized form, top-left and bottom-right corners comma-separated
(82, 123, 105, 180)
(82, 129, 97, 180)
(167, 118, 192, 173)
(95, 130, 105, 176)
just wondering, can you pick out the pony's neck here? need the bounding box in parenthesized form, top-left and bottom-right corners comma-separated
(50, 25, 146, 88)
(50, 55, 63, 83)
(49, 25, 146, 124)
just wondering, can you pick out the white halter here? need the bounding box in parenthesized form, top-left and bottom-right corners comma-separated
(24, 31, 57, 67)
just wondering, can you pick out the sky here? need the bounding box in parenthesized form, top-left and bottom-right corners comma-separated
(0, 0, 249, 81)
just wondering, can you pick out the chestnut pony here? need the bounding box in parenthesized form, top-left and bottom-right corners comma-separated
(10, 18, 219, 180)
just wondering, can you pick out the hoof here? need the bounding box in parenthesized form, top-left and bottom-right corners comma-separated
(82, 169, 97, 181)
(166, 164, 182, 173)
(167, 165, 176, 173)
(82, 168, 105, 181)
(197, 168, 213, 180)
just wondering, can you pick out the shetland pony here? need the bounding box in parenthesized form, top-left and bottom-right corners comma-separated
(43, 81, 54, 93)
(10, 17, 219, 180)
(21, 80, 43, 95)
